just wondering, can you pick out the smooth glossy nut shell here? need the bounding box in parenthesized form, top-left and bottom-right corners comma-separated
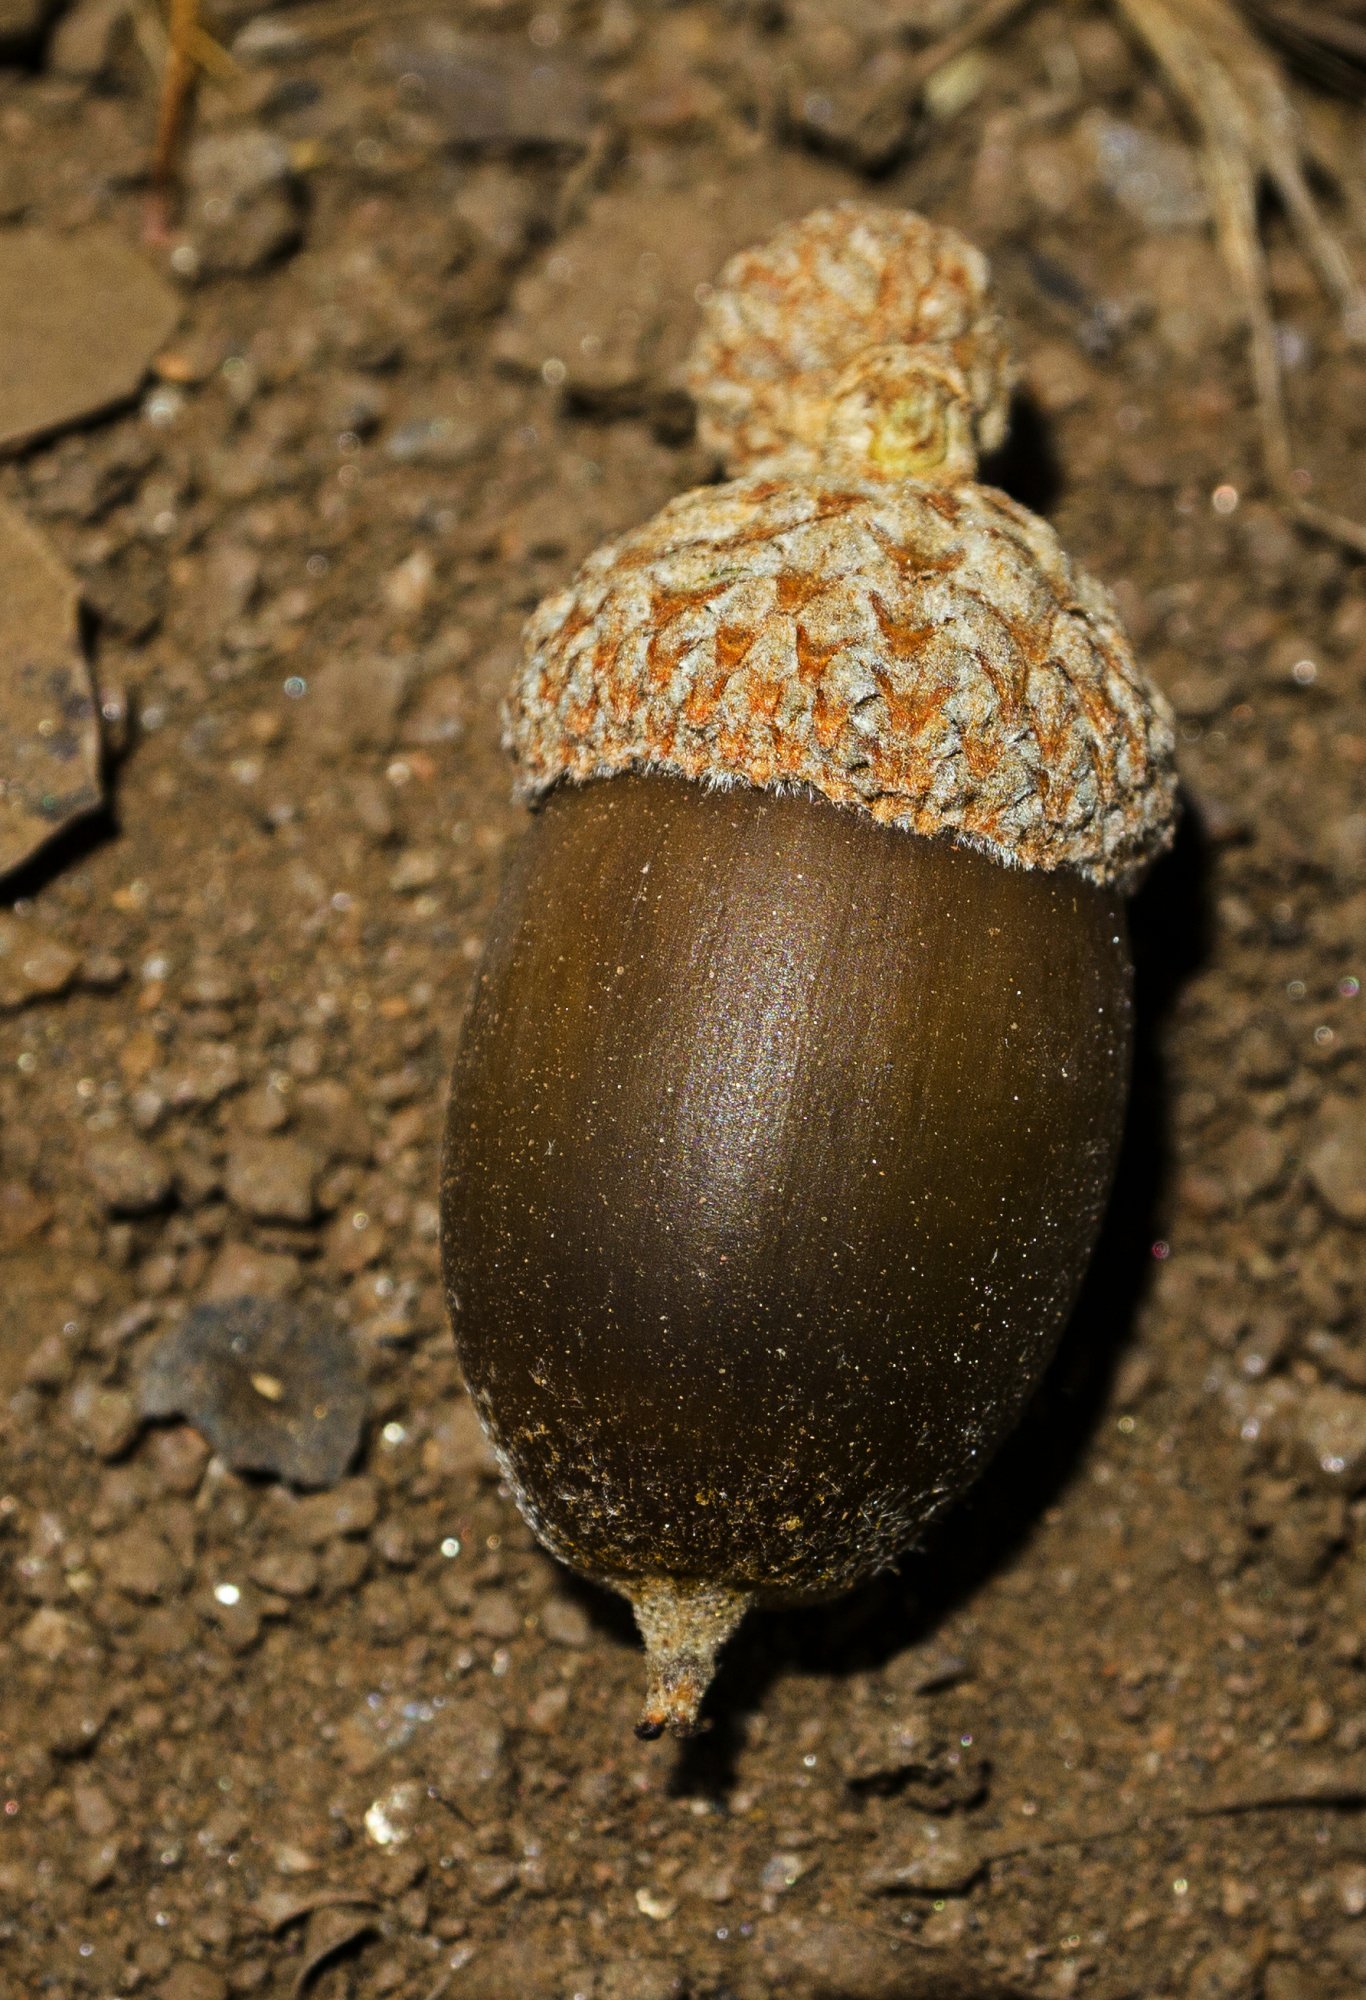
(440, 774, 1133, 1601)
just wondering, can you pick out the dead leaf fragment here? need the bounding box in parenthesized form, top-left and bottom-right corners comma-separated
(0, 501, 102, 878)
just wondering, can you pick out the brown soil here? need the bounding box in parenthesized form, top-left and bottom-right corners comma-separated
(2, 5, 1366, 1998)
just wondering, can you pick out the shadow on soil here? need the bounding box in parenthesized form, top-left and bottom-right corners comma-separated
(0, 802, 121, 910)
(979, 387, 1063, 517)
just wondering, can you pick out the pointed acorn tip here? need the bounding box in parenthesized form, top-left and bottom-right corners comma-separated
(622, 1575, 754, 1743)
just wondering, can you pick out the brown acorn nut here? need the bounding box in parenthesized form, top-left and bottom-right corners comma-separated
(441, 205, 1178, 1739)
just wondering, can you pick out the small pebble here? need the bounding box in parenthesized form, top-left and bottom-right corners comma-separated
(376, 33, 594, 150)
(1307, 1097, 1366, 1226)
(540, 1594, 591, 1648)
(309, 652, 409, 756)
(1185, 1946, 1258, 2000)
(83, 1133, 173, 1215)
(1297, 1383, 1366, 1493)
(67, 1378, 142, 1460)
(281, 1475, 380, 1544)
(224, 1135, 320, 1224)
(18, 1605, 79, 1661)
(72, 1781, 118, 1840)
(201, 1242, 301, 1301)
(145, 1423, 211, 1496)
(471, 1589, 522, 1641)
(1335, 1861, 1366, 1917)
(470, 1857, 519, 1904)
(293, 1079, 374, 1164)
(250, 1546, 319, 1598)
(420, 1398, 501, 1481)
(425, 1699, 510, 1810)
(0, 910, 82, 1007)
(97, 1523, 185, 1600)
(43, 1689, 113, 1758)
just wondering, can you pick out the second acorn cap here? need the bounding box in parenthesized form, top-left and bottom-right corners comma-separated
(687, 203, 1015, 478)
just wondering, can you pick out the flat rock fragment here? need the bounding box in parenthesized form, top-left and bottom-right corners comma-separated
(0, 228, 179, 454)
(139, 1297, 367, 1488)
(0, 501, 102, 877)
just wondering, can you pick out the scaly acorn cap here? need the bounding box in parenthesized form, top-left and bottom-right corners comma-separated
(506, 203, 1178, 890)
(687, 201, 1016, 479)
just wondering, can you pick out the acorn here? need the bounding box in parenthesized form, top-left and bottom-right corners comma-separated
(440, 205, 1177, 1738)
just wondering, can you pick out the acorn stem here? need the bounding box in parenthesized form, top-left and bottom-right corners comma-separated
(625, 1577, 754, 1739)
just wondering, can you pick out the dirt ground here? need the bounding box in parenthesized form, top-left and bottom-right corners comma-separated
(2, 2, 1366, 1996)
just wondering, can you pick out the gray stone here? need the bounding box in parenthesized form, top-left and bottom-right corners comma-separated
(140, 1298, 367, 1488)
(1086, 113, 1209, 231)
(492, 159, 852, 408)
